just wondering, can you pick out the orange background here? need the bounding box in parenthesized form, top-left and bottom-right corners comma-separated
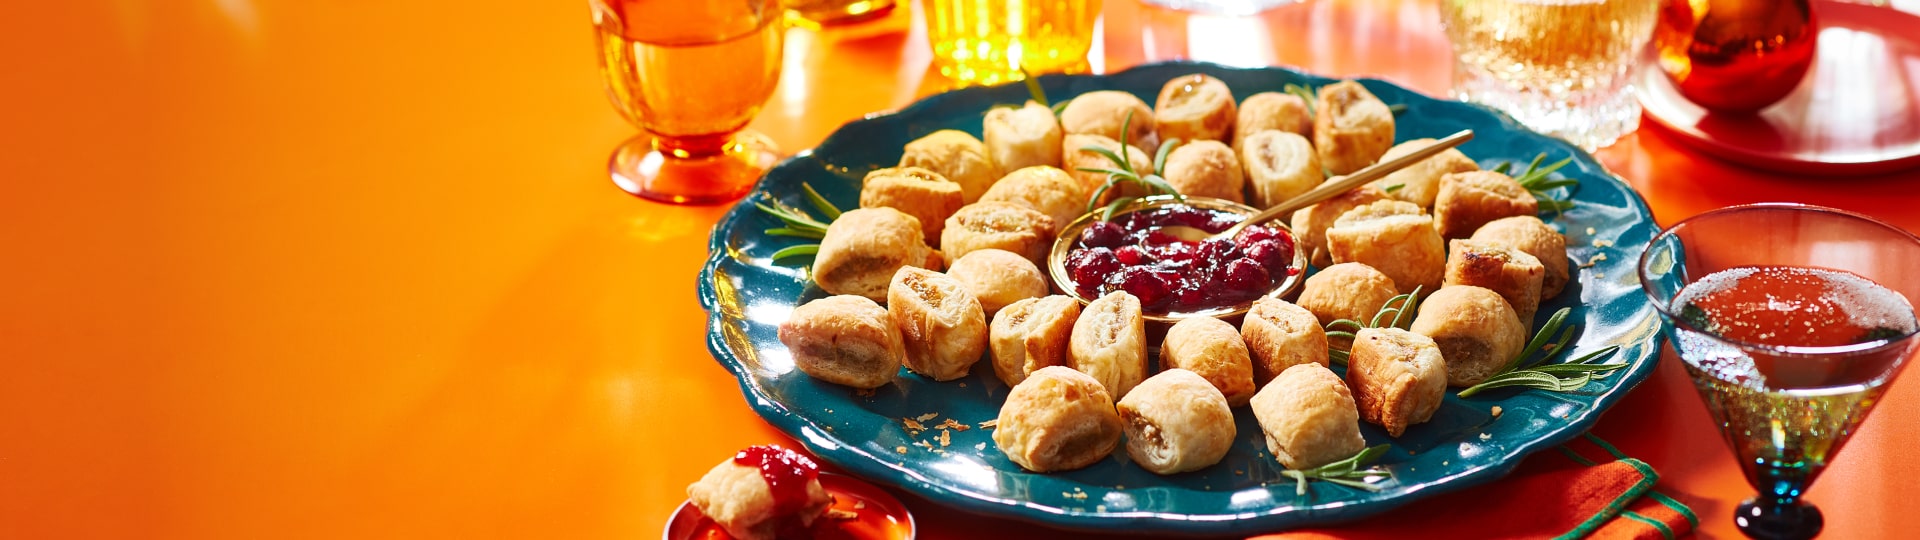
(3, 1, 1917, 538)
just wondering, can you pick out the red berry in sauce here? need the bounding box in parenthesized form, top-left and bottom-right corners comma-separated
(1220, 258, 1272, 293)
(1113, 267, 1171, 307)
(1115, 245, 1152, 266)
(1078, 221, 1127, 249)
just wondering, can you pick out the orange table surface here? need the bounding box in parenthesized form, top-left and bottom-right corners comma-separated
(5, 1, 1918, 539)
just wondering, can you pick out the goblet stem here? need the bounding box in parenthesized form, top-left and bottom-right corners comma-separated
(1736, 494, 1822, 540)
(608, 130, 779, 205)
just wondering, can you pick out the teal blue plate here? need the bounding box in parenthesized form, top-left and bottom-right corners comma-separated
(697, 62, 1664, 535)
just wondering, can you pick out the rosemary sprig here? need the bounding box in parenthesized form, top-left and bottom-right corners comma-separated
(1020, 68, 1049, 108)
(753, 182, 843, 263)
(1456, 307, 1628, 398)
(1077, 111, 1185, 220)
(1492, 153, 1577, 213)
(1281, 444, 1392, 495)
(1284, 83, 1317, 114)
(1325, 285, 1424, 365)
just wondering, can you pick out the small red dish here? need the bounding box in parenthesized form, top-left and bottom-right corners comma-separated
(1638, 0, 1920, 176)
(665, 473, 917, 540)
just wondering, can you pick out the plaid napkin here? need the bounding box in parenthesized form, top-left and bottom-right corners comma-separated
(1259, 434, 1698, 540)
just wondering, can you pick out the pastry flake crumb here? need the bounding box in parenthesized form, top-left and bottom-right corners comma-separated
(1096, 505, 1107, 512)
(914, 412, 940, 422)
(1586, 227, 1597, 235)
(974, 442, 986, 451)
(913, 440, 935, 450)
(978, 419, 998, 429)
(1491, 406, 1503, 417)
(1479, 433, 1492, 441)
(936, 419, 970, 431)
(1592, 239, 1614, 248)
(1580, 253, 1608, 268)
(958, 382, 967, 388)
(901, 418, 926, 435)
(853, 500, 866, 510)
(938, 429, 951, 447)
(895, 446, 908, 454)
(827, 509, 859, 520)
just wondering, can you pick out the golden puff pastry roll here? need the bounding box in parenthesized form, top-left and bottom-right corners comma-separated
(1240, 297, 1331, 386)
(1160, 140, 1246, 203)
(814, 207, 943, 302)
(1410, 285, 1527, 387)
(1059, 90, 1159, 153)
(859, 166, 965, 243)
(900, 129, 1001, 203)
(887, 266, 988, 381)
(1233, 92, 1313, 156)
(980, 165, 1088, 228)
(1158, 317, 1257, 407)
(993, 365, 1125, 472)
(1312, 80, 1396, 175)
(1063, 133, 1154, 199)
(1242, 130, 1325, 209)
(1366, 138, 1480, 210)
(685, 447, 833, 540)
(1251, 363, 1367, 470)
(1326, 200, 1446, 295)
(1471, 215, 1570, 299)
(1444, 239, 1547, 325)
(1347, 327, 1447, 437)
(1297, 262, 1400, 327)
(947, 248, 1049, 317)
(989, 295, 1081, 387)
(1154, 74, 1237, 144)
(1289, 184, 1390, 267)
(1117, 369, 1237, 474)
(778, 295, 905, 389)
(1434, 170, 1538, 239)
(983, 101, 1065, 172)
(940, 201, 1056, 267)
(1068, 291, 1148, 400)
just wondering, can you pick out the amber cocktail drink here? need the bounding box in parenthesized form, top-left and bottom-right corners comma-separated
(590, 0, 784, 204)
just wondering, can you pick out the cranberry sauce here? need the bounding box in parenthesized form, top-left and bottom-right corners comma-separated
(1064, 204, 1297, 314)
(732, 444, 820, 515)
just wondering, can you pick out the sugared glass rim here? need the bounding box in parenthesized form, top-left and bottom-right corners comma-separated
(1046, 195, 1308, 323)
(1636, 202, 1920, 357)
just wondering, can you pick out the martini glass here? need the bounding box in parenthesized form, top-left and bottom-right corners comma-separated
(590, 0, 784, 205)
(1638, 203, 1920, 539)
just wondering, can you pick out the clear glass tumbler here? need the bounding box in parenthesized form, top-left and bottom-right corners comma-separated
(590, 0, 784, 205)
(925, 0, 1103, 86)
(1440, 0, 1661, 150)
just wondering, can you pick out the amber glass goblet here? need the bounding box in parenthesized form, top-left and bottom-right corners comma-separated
(590, 0, 784, 205)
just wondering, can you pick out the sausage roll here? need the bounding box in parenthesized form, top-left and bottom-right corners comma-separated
(1444, 239, 1547, 325)
(1160, 140, 1246, 203)
(1117, 369, 1237, 474)
(1232, 92, 1313, 155)
(993, 366, 1125, 472)
(1239, 297, 1331, 386)
(1242, 130, 1325, 209)
(1296, 262, 1399, 328)
(899, 129, 1001, 203)
(1312, 80, 1396, 175)
(1059, 90, 1159, 153)
(887, 266, 988, 381)
(1158, 316, 1257, 407)
(1471, 215, 1570, 298)
(1068, 291, 1148, 400)
(980, 165, 1089, 228)
(1409, 285, 1527, 387)
(859, 166, 965, 243)
(813, 207, 943, 302)
(1289, 184, 1390, 267)
(1154, 74, 1237, 144)
(947, 248, 1050, 317)
(1063, 133, 1154, 199)
(1251, 363, 1367, 470)
(1346, 327, 1447, 437)
(983, 100, 1065, 172)
(1366, 138, 1480, 210)
(1326, 200, 1446, 295)
(989, 295, 1082, 387)
(778, 295, 905, 389)
(940, 201, 1056, 267)
(1434, 170, 1538, 239)
(686, 447, 833, 540)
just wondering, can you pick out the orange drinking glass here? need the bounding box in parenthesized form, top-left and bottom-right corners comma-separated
(589, 0, 785, 205)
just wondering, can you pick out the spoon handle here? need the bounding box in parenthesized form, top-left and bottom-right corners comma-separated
(1221, 129, 1475, 239)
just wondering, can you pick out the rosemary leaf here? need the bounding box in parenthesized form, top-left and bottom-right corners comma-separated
(1100, 196, 1138, 222)
(1020, 68, 1049, 108)
(770, 244, 820, 260)
(1388, 103, 1408, 115)
(1086, 181, 1119, 212)
(1491, 162, 1514, 175)
(1457, 370, 1564, 397)
(1383, 183, 1405, 193)
(765, 227, 826, 239)
(1153, 138, 1182, 176)
(1529, 362, 1629, 375)
(1078, 147, 1129, 170)
(1051, 98, 1071, 118)
(1284, 83, 1318, 114)
(1284, 444, 1392, 495)
(800, 183, 842, 221)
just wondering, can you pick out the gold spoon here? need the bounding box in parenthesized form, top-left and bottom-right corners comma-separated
(1157, 129, 1474, 243)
